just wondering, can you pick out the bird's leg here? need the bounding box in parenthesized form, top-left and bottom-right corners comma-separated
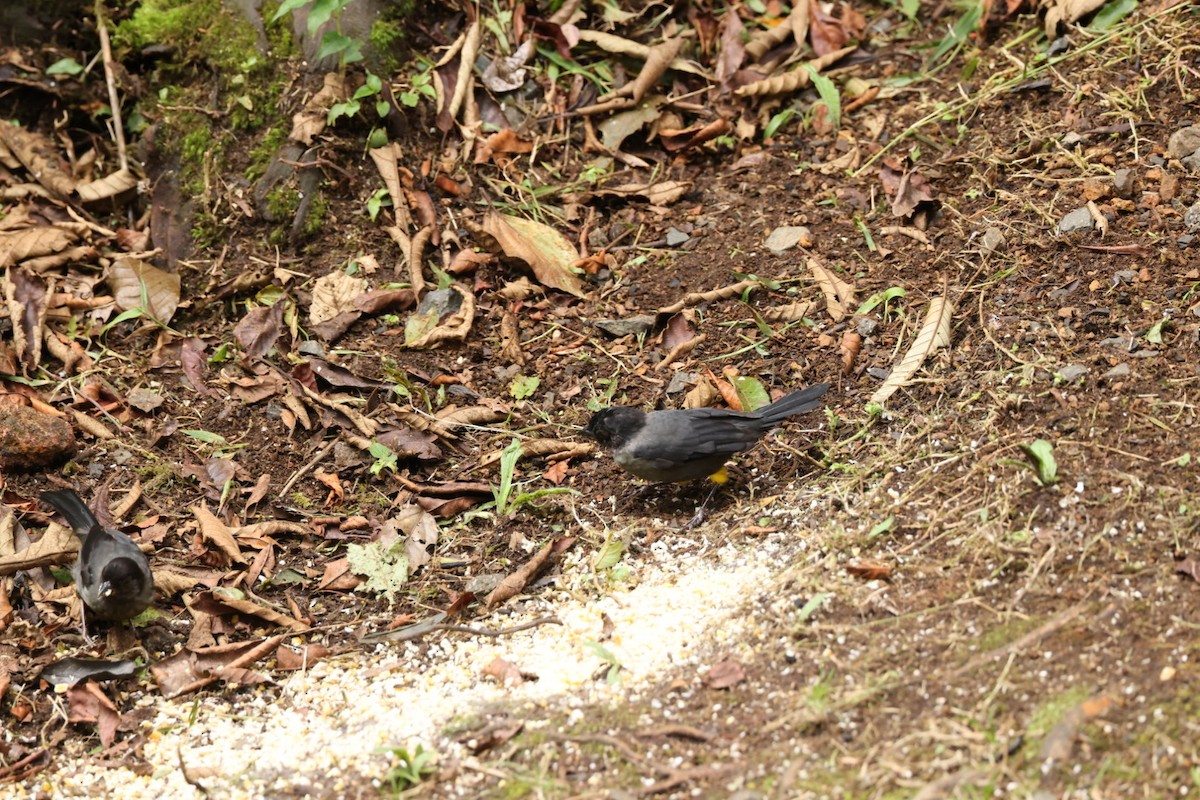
(78, 602, 95, 647)
(681, 484, 720, 531)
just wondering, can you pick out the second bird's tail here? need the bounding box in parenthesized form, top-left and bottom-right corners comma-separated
(756, 383, 829, 425)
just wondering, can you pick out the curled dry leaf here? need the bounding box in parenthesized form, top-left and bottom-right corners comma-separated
(151, 635, 285, 698)
(868, 294, 954, 406)
(192, 504, 247, 565)
(657, 279, 757, 315)
(840, 330, 862, 374)
(75, 168, 137, 203)
(404, 283, 476, 349)
(734, 45, 856, 97)
(763, 299, 817, 322)
(485, 539, 555, 608)
(576, 29, 707, 77)
(745, 1, 810, 62)
(808, 259, 856, 322)
(480, 212, 585, 297)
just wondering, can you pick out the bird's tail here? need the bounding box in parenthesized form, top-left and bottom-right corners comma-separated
(756, 383, 829, 425)
(41, 489, 100, 539)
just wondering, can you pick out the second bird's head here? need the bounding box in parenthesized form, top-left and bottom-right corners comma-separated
(582, 407, 645, 447)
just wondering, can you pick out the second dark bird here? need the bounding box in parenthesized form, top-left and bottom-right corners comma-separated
(42, 489, 155, 622)
(583, 382, 829, 483)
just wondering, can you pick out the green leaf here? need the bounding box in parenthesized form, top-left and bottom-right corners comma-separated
(305, 0, 339, 34)
(271, 0, 310, 23)
(867, 516, 895, 539)
(509, 374, 541, 400)
(795, 592, 828, 623)
(764, 108, 797, 139)
(593, 536, 626, 571)
(1146, 319, 1166, 345)
(1088, 0, 1137, 30)
(733, 376, 771, 412)
(316, 31, 363, 63)
(183, 429, 227, 445)
(46, 58, 84, 77)
(856, 286, 907, 316)
(1020, 439, 1058, 486)
(806, 67, 842, 130)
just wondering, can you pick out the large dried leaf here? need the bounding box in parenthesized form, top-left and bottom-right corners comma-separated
(6, 266, 50, 369)
(310, 270, 367, 325)
(735, 45, 856, 97)
(575, 30, 707, 77)
(290, 72, 345, 145)
(0, 119, 74, 196)
(0, 225, 78, 269)
(193, 504, 247, 564)
(404, 283, 476, 349)
(480, 213, 584, 296)
(151, 635, 284, 698)
(868, 295, 954, 406)
(108, 257, 181, 324)
(1045, 0, 1108, 35)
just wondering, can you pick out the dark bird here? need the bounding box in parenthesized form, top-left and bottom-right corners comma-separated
(42, 489, 154, 625)
(583, 383, 829, 484)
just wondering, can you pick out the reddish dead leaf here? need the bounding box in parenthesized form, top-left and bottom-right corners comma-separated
(245, 473, 272, 508)
(354, 288, 415, 314)
(703, 659, 746, 689)
(661, 313, 696, 352)
(190, 588, 307, 631)
(234, 302, 285, 362)
(660, 118, 732, 152)
(318, 557, 362, 591)
(543, 459, 570, 485)
(1175, 558, 1200, 582)
(808, 0, 849, 55)
(880, 162, 936, 218)
(180, 338, 221, 398)
(482, 656, 525, 687)
(846, 560, 893, 580)
(703, 368, 743, 411)
(150, 635, 284, 698)
(314, 472, 344, 506)
(66, 681, 119, 748)
(276, 642, 331, 670)
(192, 505, 247, 565)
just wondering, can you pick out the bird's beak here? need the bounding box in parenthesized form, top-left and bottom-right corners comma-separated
(98, 580, 114, 599)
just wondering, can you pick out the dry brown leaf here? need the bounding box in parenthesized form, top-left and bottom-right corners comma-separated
(290, 73, 345, 145)
(762, 299, 817, 322)
(575, 29, 707, 76)
(190, 588, 307, 631)
(868, 294, 954, 406)
(404, 283, 476, 349)
(657, 279, 757, 315)
(108, 257, 181, 325)
(0, 226, 78, 269)
(193, 505, 247, 565)
(628, 37, 683, 103)
(150, 635, 285, 698)
(0, 520, 77, 577)
(735, 45, 856, 97)
(310, 270, 367, 326)
(808, 259, 856, 321)
(75, 168, 137, 203)
(0, 120, 74, 196)
(1044, 0, 1108, 35)
(479, 213, 584, 297)
(486, 540, 554, 608)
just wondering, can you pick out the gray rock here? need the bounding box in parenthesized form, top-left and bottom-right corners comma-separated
(1112, 168, 1135, 198)
(856, 317, 879, 337)
(764, 225, 813, 253)
(1167, 125, 1200, 160)
(1102, 362, 1131, 380)
(1184, 200, 1200, 233)
(665, 227, 690, 246)
(594, 315, 656, 337)
(1057, 207, 1094, 233)
(1057, 364, 1089, 383)
(980, 226, 1006, 254)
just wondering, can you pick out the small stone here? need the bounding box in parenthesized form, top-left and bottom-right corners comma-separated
(665, 227, 690, 246)
(1111, 168, 1135, 198)
(128, 387, 164, 413)
(979, 226, 1006, 254)
(594, 315, 656, 337)
(1081, 179, 1108, 201)
(0, 405, 76, 470)
(1057, 364, 1089, 383)
(1184, 200, 1200, 233)
(1167, 125, 1200, 159)
(1057, 207, 1094, 233)
(856, 317, 879, 337)
(1178, 233, 1197, 247)
(764, 225, 813, 253)
(1102, 362, 1131, 380)
(665, 370, 698, 394)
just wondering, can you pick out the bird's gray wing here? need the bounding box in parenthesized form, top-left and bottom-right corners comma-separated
(625, 410, 765, 465)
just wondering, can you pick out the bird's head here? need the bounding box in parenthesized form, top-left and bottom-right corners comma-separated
(582, 407, 645, 448)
